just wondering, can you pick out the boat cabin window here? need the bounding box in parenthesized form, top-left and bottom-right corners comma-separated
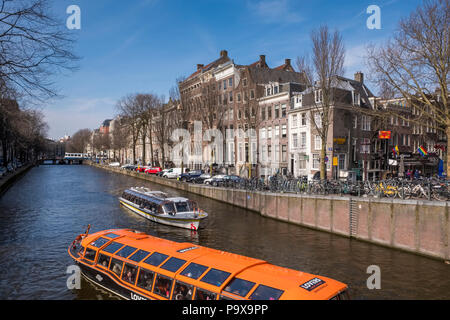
(219, 295, 236, 300)
(174, 201, 189, 213)
(116, 245, 137, 258)
(195, 288, 217, 300)
(224, 278, 256, 297)
(162, 202, 176, 215)
(110, 258, 124, 277)
(104, 233, 120, 239)
(200, 268, 231, 287)
(78, 245, 85, 256)
(187, 200, 198, 211)
(122, 263, 138, 285)
(90, 237, 109, 248)
(153, 274, 173, 299)
(128, 249, 151, 263)
(160, 257, 186, 273)
(180, 263, 208, 280)
(102, 242, 124, 254)
(84, 248, 97, 261)
(136, 268, 155, 292)
(249, 284, 284, 300)
(172, 281, 193, 300)
(98, 254, 111, 268)
(144, 252, 169, 267)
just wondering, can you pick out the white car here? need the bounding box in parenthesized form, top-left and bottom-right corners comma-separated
(109, 162, 120, 167)
(204, 175, 226, 185)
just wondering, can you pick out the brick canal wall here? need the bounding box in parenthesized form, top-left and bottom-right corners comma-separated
(89, 163, 450, 261)
(0, 164, 34, 197)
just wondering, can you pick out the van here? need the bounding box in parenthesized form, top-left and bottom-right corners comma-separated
(162, 168, 187, 179)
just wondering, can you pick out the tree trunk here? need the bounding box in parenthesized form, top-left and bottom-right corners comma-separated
(320, 137, 327, 180)
(446, 126, 450, 177)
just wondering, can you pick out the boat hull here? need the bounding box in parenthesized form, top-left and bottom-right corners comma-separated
(119, 199, 203, 230)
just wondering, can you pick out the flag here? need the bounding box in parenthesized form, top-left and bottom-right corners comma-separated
(418, 146, 428, 156)
(392, 145, 399, 157)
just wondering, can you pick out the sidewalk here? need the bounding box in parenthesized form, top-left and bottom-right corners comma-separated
(0, 164, 34, 196)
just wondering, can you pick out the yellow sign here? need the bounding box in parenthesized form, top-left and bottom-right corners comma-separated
(333, 138, 346, 144)
(333, 157, 338, 166)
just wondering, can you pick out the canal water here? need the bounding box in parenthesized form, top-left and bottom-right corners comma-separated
(0, 165, 449, 300)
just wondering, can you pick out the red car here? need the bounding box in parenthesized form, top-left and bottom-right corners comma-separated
(135, 166, 149, 173)
(144, 167, 162, 175)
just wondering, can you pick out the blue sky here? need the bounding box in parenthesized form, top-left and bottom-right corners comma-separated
(44, 0, 423, 139)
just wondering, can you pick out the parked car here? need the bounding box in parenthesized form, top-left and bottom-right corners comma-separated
(0, 167, 7, 177)
(6, 163, 14, 172)
(162, 168, 187, 179)
(204, 174, 226, 186)
(191, 173, 211, 184)
(145, 167, 162, 175)
(178, 170, 204, 182)
(121, 164, 133, 170)
(109, 162, 120, 167)
(136, 166, 150, 173)
(221, 175, 245, 187)
(157, 169, 171, 177)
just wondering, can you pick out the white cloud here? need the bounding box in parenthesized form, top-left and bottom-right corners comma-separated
(248, 0, 303, 24)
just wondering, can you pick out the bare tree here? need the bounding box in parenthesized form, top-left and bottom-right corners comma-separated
(296, 25, 346, 179)
(67, 129, 92, 153)
(366, 0, 449, 174)
(116, 95, 142, 164)
(0, 0, 79, 101)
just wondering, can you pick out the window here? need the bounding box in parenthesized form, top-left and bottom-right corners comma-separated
(223, 80, 227, 90)
(243, 78, 247, 87)
(312, 154, 320, 170)
(122, 263, 138, 284)
(282, 125, 287, 138)
(361, 115, 371, 131)
(314, 89, 323, 103)
(224, 278, 256, 297)
(109, 258, 124, 277)
(180, 263, 208, 280)
(268, 145, 272, 159)
(268, 127, 272, 139)
(274, 86, 279, 94)
(200, 268, 231, 287)
(84, 248, 97, 261)
(97, 254, 111, 268)
(314, 113, 322, 128)
(292, 134, 298, 148)
(267, 106, 272, 119)
(160, 257, 187, 273)
(172, 281, 194, 300)
(299, 158, 306, 169)
(281, 104, 286, 117)
(261, 107, 265, 120)
(229, 78, 233, 88)
(267, 88, 271, 96)
(301, 132, 306, 148)
(275, 105, 279, 118)
(104, 233, 120, 239)
(153, 274, 173, 299)
(275, 125, 279, 137)
(282, 145, 287, 162)
(338, 154, 346, 170)
(102, 242, 124, 254)
(301, 113, 306, 126)
(353, 115, 358, 129)
(229, 91, 233, 102)
(360, 138, 370, 154)
(90, 237, 109, 248)
(195, 288, 217, 300)
(315, 135, 322, 150)
(250, 90, 255, 99)
(136, 268, 155, 291)
(275, 145, 280, 162)
(237, 93, 241, 102)
(292, 115, 297, 128)
(144, 252, 169, 267)
(116, 246, 137, 258)
(249, 284, 284, 300)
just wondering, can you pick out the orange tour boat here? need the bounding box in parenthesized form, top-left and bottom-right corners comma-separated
(68, 226, 349, 300)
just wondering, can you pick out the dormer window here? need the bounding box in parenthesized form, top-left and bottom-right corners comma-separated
(314, 89, 323, 103)
(274, 86, 279, 94)
(267, 88, 271, 96)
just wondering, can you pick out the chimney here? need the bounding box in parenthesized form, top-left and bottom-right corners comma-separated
(259, 55, 266, 66)
(220, 50, 228, 58)
(355, 72, 364, 84)
(285, 58, 291, 66)
(197, 64, 204, 71)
